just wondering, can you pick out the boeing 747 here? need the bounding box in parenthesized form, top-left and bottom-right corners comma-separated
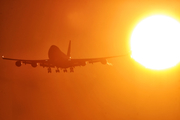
(2, 41, 128, 73)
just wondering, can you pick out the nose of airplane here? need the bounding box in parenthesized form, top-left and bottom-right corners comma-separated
(48, 45, 61, 60)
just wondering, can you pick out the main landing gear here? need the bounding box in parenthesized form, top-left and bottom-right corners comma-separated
(70, 67, 74, 72)
(62, 68, 74, 73)
(47, 67, 74, 73)
(48, 67, 52, 73)
(63, 69, 68, 72)
(62, 67, 74, 73)
(56, 68, 60, 73)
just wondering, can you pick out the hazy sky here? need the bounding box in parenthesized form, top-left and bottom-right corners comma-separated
(0, 0, 180, 120)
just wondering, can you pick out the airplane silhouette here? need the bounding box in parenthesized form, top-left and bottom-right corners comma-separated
(2, 41, 128, 73)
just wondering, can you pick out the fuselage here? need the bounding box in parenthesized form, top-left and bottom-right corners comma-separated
(48, 45, 72, 68)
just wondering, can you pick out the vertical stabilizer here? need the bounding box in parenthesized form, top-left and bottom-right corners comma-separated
(67, 40, 71, 57)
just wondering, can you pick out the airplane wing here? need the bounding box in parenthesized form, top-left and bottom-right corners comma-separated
(71, 54, 129, 66)
(2, 56, 53, 67)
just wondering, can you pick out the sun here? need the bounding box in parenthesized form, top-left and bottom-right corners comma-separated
(130, 15, 180, 70)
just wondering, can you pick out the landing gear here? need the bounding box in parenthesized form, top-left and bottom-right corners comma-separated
(70, 67, 74, 72)
(48, 67, 51, 73)
(56, 68, 60, 73)
(47, 67, 74, 73)
(63, 69, 68, 73)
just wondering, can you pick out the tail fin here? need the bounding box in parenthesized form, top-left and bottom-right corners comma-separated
(67, 40, 71, 57)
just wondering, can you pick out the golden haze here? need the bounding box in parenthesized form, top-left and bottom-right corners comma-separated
(0, 0, 180, 120)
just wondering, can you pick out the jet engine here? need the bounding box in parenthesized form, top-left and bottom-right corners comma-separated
(31, 62, 38, 67)
(81, 62, 87, 66)
(15, 61, 22, 67)
(101, 59, 108, 64)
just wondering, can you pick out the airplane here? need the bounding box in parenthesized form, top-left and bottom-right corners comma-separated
(2, 41, 128, 73)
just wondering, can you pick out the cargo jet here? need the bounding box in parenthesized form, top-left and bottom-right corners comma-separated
(2, 41, 128, 73)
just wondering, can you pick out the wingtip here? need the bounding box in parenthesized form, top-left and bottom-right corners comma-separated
(2, 55, 4, 59)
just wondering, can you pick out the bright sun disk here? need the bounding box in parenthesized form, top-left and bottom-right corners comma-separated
(131, 15, 180, 70)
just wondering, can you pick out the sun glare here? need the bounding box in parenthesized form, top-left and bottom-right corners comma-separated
(130, 15, 180, 70)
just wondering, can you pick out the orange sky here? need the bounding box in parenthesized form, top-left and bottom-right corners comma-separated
(0, 0, 180, 120)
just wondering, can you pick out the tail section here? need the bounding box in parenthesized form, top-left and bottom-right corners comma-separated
(67, 40, 71, 57)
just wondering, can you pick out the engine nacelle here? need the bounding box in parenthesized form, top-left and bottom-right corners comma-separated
(31, 62, 38, 68)
(81, 62, 87, 66)
(101, 59, 108, 65)
(15, 61, 22, 67)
